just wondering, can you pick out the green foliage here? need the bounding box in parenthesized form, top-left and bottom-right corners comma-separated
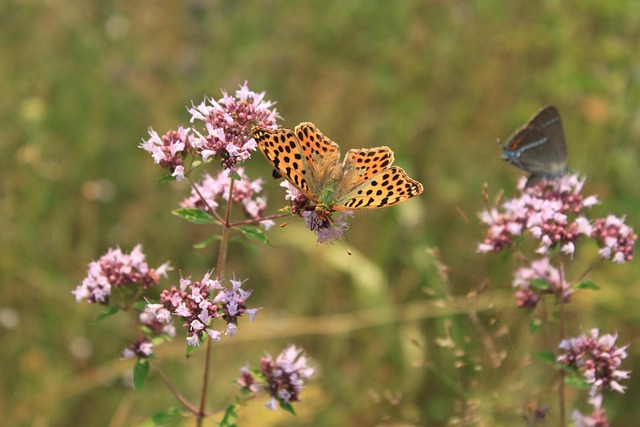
(150, 408, 183, 425)
(238, 226, 271, 246)
(95, 305, 120, 322)
(575, 280, 600, 290)
(134, 359, 151, 391)
(172, 208, 216, 224)
(219, 404, 239, 427)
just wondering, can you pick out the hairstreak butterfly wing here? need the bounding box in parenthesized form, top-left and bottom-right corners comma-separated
(502, 105, 568, 187)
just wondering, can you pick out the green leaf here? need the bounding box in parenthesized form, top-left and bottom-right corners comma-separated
(239, 226, 271, 245)
(186, 335, 207, 357)
(564, 372, 590, 389)
(119, 286, 134, 296)
(191, 159, 203, 170)
(95, 306, 120, 322)
(193, 233, 221, 249)
(531, 351, 557, 365)
(529, 318, 542, 334)
(279, 400, 296, 415)
(229, 236, 260, 254)
(151, 407, 182, 425)
(158, 174, 177, 183)
(133, 358, 150, 391)
(229, 171, 242, 181)
(529, 278, 551, 291)
(133, 300, 149, 311)
(219, 404, 239, 427)
(574, 280, 599, 290)
(172, 208, 216, 224)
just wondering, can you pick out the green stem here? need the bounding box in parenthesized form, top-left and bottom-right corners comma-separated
(196, 178, 235, 426)
(187, 175, 225, 225)
(557, 260, 566, 427)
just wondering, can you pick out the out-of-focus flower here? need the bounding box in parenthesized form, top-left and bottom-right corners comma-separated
(512, 258, 571, 308)
(571, 394, 610, 427)
(122, 337, 154, 359)
(181, 168, 274, 229)
(237, 345, 315, 411)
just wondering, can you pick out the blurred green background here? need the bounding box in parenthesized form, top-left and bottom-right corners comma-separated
(3, 0, 640, 425)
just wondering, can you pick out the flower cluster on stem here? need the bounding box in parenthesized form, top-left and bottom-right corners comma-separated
(478, 175, 635, 262)
(73, 245, 171, 305)
(238, 345, 315, 411)
(558, 329, 630, 397)
(189, 81, 280, 174)
(512, 257, 571, 309)
(157, 271, 260, 347)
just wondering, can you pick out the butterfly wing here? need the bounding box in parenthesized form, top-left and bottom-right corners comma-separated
(333, 166, 423, 211)
(252, 126, 317, 200)
(341, 147, 395, 187)
(503, 105, 567, 179)
(253, 122, 342, 201)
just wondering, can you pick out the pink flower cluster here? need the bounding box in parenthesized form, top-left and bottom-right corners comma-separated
(189, 81, 280, 173)
(139, 126, 194, 181)
(557, 329, 630, 396)
(512, 258, 571, 309)
(571, 394, 610, 427)
(181, 168, 274, 229)
(140, 82, 279, 177)
(238, 345, 315, 411)
(73, 245, 171, 305)
(478, 175, 635, 262)
(591, 215, 637, 264)
(155, 272, 259, 347)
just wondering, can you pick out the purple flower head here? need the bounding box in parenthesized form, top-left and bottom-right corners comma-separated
(237, 345, 315, 411)
(181, 168, 274, 229)
(277, 181, 353, 243)
(189, 82, 280, 173)
(558, 329, 630, 396)
(139, 126, 194, 181)
(512, 258, 572, 309)
(157, 273, 259, 346)
(302, 210, 352, 244)
(478, 174, 598, 256)
(73, 245, 171, 305)
(591, 215, 636, 264)
(122, 337, 154, 360)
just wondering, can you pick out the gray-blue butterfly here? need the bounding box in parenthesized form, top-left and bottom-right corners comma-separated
(502, 105, 568, 187)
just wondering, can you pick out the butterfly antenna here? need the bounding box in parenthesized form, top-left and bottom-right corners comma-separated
(280, 216, 303, 228)
(335, 233, 352, 255)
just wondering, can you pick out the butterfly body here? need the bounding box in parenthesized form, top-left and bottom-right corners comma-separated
(252, 122, 423, 218)
(502, 105, 568, 186)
